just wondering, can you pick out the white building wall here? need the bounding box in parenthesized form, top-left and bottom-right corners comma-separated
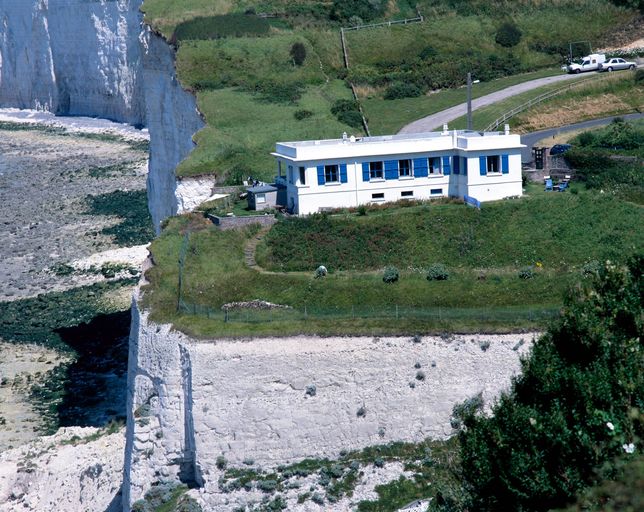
(276, 133, 524, 214)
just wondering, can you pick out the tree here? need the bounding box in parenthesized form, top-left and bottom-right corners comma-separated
(495, 22, 522, 47)
(289, 42, 306, 66)
(456, 256, 644, 511)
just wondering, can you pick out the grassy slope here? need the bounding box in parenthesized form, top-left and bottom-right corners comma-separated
(141, 0, 635, 181)
(143, 184, 643, 337)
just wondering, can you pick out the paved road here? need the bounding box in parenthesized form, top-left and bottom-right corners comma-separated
(399, 71, 603, 134)
(520, 112, 644, 163)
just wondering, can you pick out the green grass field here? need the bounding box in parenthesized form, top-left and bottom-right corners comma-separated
(143, 182, 643, 337)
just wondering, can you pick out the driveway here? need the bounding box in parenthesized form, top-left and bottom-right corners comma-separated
(399, 71, 602, 133)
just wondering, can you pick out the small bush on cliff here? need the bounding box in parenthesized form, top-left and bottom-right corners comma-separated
(382, 266, 400, 283)
(456, 256, 644, 511)
(495, 22, 522, 48)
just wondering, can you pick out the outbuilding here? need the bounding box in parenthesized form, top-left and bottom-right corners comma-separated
(247, 184, 278, 211)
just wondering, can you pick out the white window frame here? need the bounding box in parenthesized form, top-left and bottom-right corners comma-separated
(428, 157, 442, 175)
(324, 164, 339, 183)
(369, 161, 384, 180)
(256, 193, 266, 204)
(486, 155, 501, 174)
(398, 159, 412, 178)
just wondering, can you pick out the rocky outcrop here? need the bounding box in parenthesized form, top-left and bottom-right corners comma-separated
(125, 292, 535, 510)
(0, 427, 124, 512)
(0, 0, 205, 232)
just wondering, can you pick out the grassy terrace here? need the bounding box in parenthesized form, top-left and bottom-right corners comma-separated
(144, 183, 643, 337)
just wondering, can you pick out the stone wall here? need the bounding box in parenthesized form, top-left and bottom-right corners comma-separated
(125, 293, 535, 510)
(208, 214, 277, 230)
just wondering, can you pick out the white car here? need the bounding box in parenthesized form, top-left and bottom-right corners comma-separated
(599, 58, 636, 72)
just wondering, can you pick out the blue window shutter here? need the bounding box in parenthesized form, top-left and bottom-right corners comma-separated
(340, 163, 348, 183)
(442, 156, 451, 176)
(453, 156, 460, 175)
(362, 162, 370, 182)
(384, 160, 398, 180)
(479, 156, 487, 176)
(317, 165, 325, 185)
(501, 154, 509, 174)
(413, 158, 428, 177)
(463, 157, 468, 176)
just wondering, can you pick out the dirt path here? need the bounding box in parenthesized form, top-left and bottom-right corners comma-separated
(243, 226, 272, 271)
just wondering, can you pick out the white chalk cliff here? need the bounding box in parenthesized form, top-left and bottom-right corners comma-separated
(0, 0, 204, 231)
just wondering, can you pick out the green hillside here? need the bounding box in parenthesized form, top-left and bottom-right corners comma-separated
(140, 0, 639, 181)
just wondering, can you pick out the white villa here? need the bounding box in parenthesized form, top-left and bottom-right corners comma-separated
(270, 125, 524, 215)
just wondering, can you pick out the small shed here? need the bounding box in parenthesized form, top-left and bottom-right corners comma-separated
(247, 184, 278, 211)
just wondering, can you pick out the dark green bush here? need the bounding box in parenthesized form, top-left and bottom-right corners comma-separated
(336, 109, 364, 129)
(458, 256, 644, 511)
(331, 99, 360, 116)
(426, 264, 449, 281)
(495, 22, 522, 47)
(252, 80, 304, 104)
(290, 42, 307, 66)
(384, 82, 423, 100)
(172, 14, 270, 42)
(636, 68, 644, 83)
(518, 266, 536, 279)
(383, 266, 400, 283)
(329, 0, 385, 22)
(294, 109, 313, 121)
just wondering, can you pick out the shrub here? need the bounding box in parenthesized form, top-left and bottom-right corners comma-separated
(357, 405, 367, 417)
(252, 80, 304, 104)
(294, 109, 313, 121)
(382, 266, 400, 283)
(305, 384, 317, 396)
(518, 266, 535, 279)
(384, 82, 423, 100)
(215, 456, 227, 470)
(329, 0, 385, 22)
(479, 340, 491, 352)
(495, 22, 522, 48)
(336, 110, 363, 129)
(582, 260, 601, 277)
(458, 256, 644, 510)
(289, 42, 307, 66)
(257, 479, 278, 493)
(315, 265, 327, 278)
(331, 99, 360, 116)
(426, 264, 449, 281)
(416, 371, 426, 381)
(172, 14, 270, 42)
(357, 204, 367, 216)
(636, 68, 644, 83)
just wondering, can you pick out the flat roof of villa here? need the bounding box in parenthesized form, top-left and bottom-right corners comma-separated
(280, 130, 502, 147)
(273, 129, 524, 161)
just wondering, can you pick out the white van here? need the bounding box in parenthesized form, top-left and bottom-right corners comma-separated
(564, 53, 606, 74)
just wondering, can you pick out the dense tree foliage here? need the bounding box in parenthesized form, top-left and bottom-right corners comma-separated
(455, 256, 643, 511)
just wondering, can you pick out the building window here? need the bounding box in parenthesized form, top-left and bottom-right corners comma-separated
(487, 155, 500, 174)
(428, 157, 441, 175)
(372, 192, 384, 200)
(399, 159, 412, 177)
(299, 166, 306, 185)
(401, 190, 413, 198)
(288, 165, 294, 184)
(324, 164, 339, 183)
(256, 193, 266, 204)
(369, 161, 384, 179)
(430, 188, 443, 195)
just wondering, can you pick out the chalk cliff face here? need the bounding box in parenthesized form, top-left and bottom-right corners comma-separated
(125, 292, 534, 510)
(0, 0, 204, 231)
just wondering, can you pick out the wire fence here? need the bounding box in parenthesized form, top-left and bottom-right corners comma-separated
(177, 299, 558, 324)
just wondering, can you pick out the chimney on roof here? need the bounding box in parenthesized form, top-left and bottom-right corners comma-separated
(442, 124, 449, 135)
(350, 135, 356, 143)
(342, 131, 348, 143)
(504, 124, 510, 135)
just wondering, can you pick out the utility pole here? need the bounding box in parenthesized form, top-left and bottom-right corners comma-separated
(467, 72, 473, 131)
